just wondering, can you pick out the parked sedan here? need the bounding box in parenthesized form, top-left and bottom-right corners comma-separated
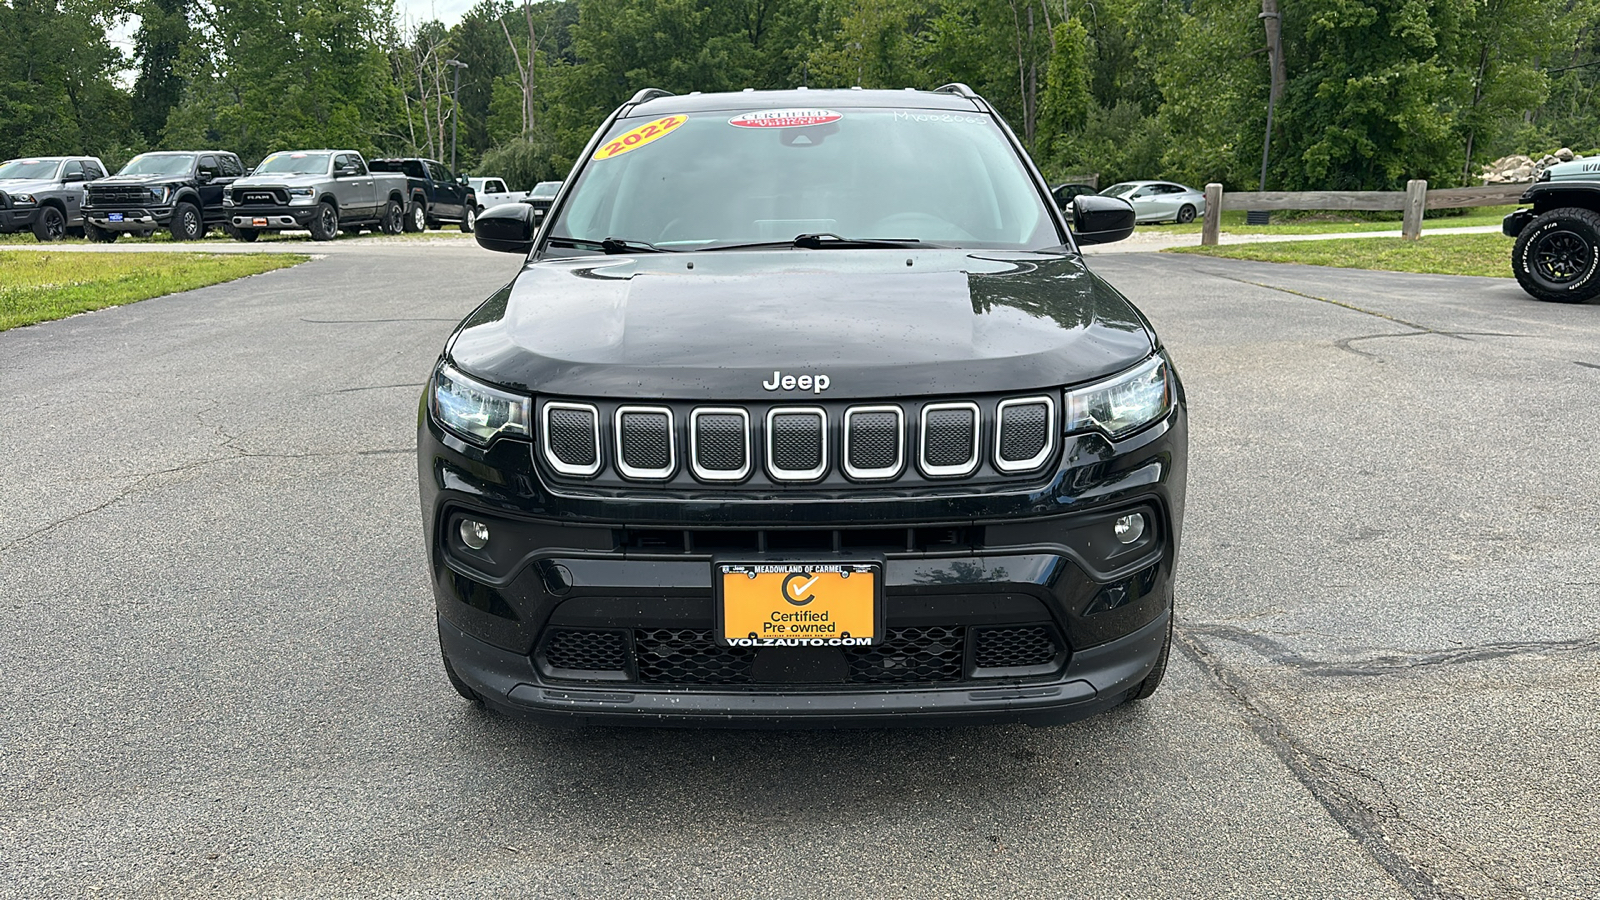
(1100, 181, 1206, 224)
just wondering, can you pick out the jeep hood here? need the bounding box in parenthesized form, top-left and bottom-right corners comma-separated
(447, 250, 1155, 400)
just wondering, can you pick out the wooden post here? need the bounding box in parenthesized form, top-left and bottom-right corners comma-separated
(1402, 179, 1427, 239)
(1202, 183, 1223, 246)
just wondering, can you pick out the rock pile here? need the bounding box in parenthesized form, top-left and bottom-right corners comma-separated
(1480, 148, 1582, 184)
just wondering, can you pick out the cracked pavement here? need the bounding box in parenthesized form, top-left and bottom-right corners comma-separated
(2, 245, 1596, 898)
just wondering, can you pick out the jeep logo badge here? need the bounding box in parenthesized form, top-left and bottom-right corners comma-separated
(762, 370, 830, 393)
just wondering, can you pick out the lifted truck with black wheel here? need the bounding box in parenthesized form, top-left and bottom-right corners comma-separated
(223, 150, 408, 242)
(1503, 161, 1600, 303)
(0, 156, 109, 241)
(83, 151, 243, 242)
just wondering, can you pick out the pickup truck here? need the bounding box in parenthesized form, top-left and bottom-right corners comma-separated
(223, 150, 409, 241)
(1503, 159, 1600, 303)
(368, 157, 477, 233)
(467, 177, 530, 212)
(0, 155, 110, 241)
(83, 150, 245, 242)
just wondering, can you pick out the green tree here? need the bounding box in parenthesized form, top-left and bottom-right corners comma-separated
(131, 0, 192, 143)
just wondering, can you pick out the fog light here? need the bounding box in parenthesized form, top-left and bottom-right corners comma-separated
(459, 519, 490, 550)
(1114, 513, 1145, 544)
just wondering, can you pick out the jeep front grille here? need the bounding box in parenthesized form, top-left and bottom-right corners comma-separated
(535, 394, 1058, 487)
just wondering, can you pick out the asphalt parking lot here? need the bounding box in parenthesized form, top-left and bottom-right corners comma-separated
(2, 242, 1596, 899)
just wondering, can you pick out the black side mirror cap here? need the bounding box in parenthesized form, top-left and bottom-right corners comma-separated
(1071, 194, 1137, 245)
(62, 172, 86, 183)
(475, 202, 537, 254)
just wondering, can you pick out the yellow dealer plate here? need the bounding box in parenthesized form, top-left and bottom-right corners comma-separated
(717, 562, 880, 647)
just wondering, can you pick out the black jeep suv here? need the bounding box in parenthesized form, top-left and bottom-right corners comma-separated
(419, 86, 1184, 727)
(83, 150, 244, 241)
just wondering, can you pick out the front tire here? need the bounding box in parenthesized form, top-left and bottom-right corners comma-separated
(32, 206, 66, 241)
(381, 199, 404, 235)
(234, 227, 260, 243)
(308, 201, 339, 242)
(85, 222, 119, 243)
(169, 202, 204, 241)
(460, 205, 477, 233)
(1127, 612, 1173, 702)
(1176, 204, 1197, 224)
(1513, 207, 1600, 303)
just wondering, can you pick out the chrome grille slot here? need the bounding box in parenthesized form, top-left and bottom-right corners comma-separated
(919, 402, 979, 477)
(690, 408, 750, 481)
(843, 405, 903, 480)
(615, 406, 674, 479)
(994, 396, 1055, 472)
(543, 402, 601, 476)
(766, 408, 827, 481)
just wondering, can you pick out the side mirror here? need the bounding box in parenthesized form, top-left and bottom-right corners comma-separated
(1071, 194, 1137, 245)
(336, 166, 357, 178)
(62, 171, 86, 183)
(197, 171, 215, 184)
(475, 202, 536, 254)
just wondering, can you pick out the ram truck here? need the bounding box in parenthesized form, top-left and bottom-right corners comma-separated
(0, 156, 109, 241)
(224, 150, 408, 241)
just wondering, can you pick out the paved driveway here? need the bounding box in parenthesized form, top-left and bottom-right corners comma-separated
(1, 244, 1594, 898)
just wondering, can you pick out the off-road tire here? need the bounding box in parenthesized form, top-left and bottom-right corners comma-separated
(169, 202, 204, 242)
(234, 227, 260, 243)
(84, 222, 118, 243)
(460, 205, 477, 233)
(1513, 207, 1600, 303)
(1127, 612, 1173, 702)
(405, 199, 426, 232)
(308, 201, 339, 242)
(381, 199, 404, 235)
(1176, 204, 1197, 225)
(32, 205, 66, 241)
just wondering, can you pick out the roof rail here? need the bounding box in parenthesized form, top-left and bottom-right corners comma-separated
(627, 88, 675, 105)
(932, 83, 979, 99)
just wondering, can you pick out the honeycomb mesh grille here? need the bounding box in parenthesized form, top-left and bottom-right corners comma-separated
(547, 407, 597, 467)
(619, 411, 672, 472)
(973, 625, 1059, 669)
(848, 411, 900, 472)
(695, 414, 746, 472)
(769, 413, 823, 473)
(998, 402, 1050, 463)
(923, 408, 976, 469)
(847, 626, 966, 683)
(545, 629, 629, 671)
(635, 629, 754, 684)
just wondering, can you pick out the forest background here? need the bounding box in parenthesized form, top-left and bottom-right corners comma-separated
(3, 0, 1599, 193)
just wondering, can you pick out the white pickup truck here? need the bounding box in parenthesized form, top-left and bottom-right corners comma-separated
(468, 177, 531, 213)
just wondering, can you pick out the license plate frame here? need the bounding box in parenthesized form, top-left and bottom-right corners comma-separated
(714, 561, 883, 648)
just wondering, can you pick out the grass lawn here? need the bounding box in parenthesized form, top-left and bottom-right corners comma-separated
(1142, 206, 1518, 236)
(0, 250, 308, 331)
(1168, 232, 1513, 278)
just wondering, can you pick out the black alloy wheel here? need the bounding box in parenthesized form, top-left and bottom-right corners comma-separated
(1176, 204, 1197, 224)
(382, 199, 404, 235)
(32, 206, 66, 241)
(1512, 207, 1600, 303)
(309, 201, 339, 241)
(406, 201, 426, 232)
(169, 202, 203, 242)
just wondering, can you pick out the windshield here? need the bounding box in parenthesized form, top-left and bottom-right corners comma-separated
(531, 181, 561, 198)
(548, 107, 1057, 251)
(1100, 183, 1139, 198)
(253, 152, 331, 176)
(0, 159, 61, 180)
(120, 154, 196, 177)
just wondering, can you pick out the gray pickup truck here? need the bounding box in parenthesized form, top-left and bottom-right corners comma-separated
(224, 150, 409, 241)
(0, 156, 110, 241)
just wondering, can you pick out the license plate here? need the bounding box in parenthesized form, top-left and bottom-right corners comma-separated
(252, 217, 268, 226)
(716, 562, 881, 647)
(108, 213, 123, 222)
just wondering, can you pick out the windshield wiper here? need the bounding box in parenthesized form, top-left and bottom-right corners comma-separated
(695, 233, 931, 252)
(545, 235, 675, 254)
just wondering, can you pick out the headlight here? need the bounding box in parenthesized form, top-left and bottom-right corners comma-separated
(148, 186, 172, 204)
(11, 193, 36, 205)
(1064, 355, 1171, 439)
(430, 363, 531, 445)
(288, 187, 315, 205)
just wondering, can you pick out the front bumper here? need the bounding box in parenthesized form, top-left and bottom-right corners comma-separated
(0, 207, 41, 232)
(1503, 208, 1535, 238)
(419, 387, 1188, 727)
(86, 207, 173, 230)
(229, 205, 316, 229)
